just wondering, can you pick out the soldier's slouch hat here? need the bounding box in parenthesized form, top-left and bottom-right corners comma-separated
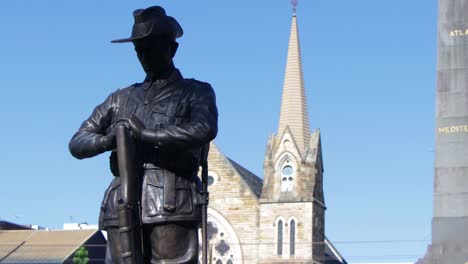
(111, 6, 183, 43)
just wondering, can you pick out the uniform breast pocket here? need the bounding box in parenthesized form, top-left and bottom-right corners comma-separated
(150, 101, 169, 126)
(124, 101, 138, 117)
(175, 103, 189, 125)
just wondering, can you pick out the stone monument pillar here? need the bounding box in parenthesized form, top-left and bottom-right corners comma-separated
(421, 0, 468, 263)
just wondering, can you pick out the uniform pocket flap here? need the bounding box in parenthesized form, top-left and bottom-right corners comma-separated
(152, 102, 169, 114)
(145, 170, 164, 187)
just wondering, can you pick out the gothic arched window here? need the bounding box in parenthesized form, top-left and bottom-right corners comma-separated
(290, 219, 296, 256)
(200, 209, 242, 264)
(280, 157, 295, 192)
(277, 220, 283, 256)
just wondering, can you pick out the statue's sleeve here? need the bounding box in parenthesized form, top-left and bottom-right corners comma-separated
(69, 93, 115, 159)
(141, 82, 218, 149)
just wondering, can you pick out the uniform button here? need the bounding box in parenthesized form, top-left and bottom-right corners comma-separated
(144, 100, 149, 105)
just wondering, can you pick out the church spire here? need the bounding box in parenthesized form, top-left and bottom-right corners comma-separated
(277, 13, 311, 154)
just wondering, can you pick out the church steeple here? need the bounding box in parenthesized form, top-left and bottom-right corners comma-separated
(277, 14, 311, 155)
(262, 10, 323, 203)
(260, 9, 326, 260)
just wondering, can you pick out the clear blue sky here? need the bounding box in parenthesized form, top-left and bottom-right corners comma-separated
(0, 0, 437, 262)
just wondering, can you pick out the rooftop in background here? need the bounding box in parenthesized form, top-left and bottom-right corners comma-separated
(0, 220, 32, 231)
(0, 229, 106, 263)
(0, 220, 47, 231)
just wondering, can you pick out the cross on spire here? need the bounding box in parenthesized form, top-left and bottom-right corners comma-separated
(291, 0, 298, 14)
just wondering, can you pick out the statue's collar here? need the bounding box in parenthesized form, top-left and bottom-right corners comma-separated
(143, 69, 183, 91)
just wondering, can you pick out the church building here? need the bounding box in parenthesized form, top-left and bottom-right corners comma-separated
(203, 11, 347, 264)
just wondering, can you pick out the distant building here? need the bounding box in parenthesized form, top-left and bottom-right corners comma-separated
(63, 222, 99, 230)
(203, 11, 346, 264)
(0, 229, 106, 263)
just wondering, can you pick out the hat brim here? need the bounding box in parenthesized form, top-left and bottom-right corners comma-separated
(111, 31, 152, 43)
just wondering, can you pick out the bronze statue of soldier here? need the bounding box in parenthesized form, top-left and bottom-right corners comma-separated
(69, 6, 218, 263)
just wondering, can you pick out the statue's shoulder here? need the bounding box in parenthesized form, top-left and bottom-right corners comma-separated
(184, 78, 215, 95)
(185, 78, 211, 87)
(112, 82, 143, 97)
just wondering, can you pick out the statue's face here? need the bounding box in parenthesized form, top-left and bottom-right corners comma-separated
(133, 35, 178, 79)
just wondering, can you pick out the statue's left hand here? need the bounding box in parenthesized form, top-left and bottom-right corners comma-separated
(116, 116, 144, 141)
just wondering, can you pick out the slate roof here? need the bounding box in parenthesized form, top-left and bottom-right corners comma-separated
(227, 158, 263, 198)
(324, 237, 347, 264)
(0, 230, 102, 263)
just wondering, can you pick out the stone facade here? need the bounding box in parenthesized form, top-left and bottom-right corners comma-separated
(417, 1, 468, 263)
(206, 144, 261, 264)
(205, 131, 329, 264)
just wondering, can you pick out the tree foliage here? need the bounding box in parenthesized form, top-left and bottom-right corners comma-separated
(73, 246, 89, 264)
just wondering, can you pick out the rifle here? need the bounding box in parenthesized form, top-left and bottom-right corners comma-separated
(115, 125, 143, 264)
(200, 144, 210, 264)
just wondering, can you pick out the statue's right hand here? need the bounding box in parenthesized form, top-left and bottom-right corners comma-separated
(101, 127, 116, 151)
(115, 117, 144, 141)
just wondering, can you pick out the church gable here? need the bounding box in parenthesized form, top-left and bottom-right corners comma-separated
(273, 126, 304, 162)
(207, 143, 263, 201)
(261, 127, 324, 203)
(206, 143, 261, 263)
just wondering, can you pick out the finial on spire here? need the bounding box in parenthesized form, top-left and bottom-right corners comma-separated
(291, 0, 298, 15)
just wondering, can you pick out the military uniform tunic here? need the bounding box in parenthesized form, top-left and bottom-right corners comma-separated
(69, 69, 218, 228)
